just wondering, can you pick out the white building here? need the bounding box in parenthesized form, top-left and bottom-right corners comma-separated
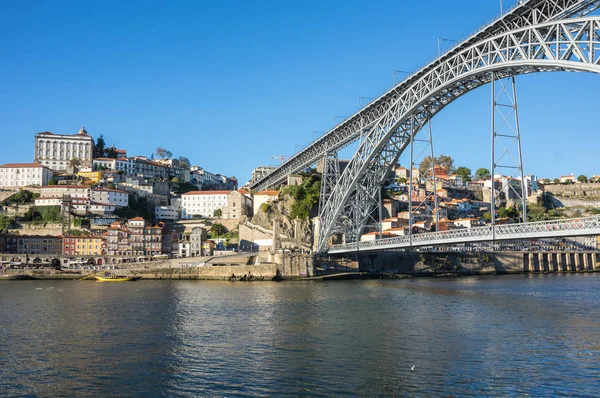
(91, 188, 129, 207)
(93, 157, 135, 175)
(40, 185, 91, 200)
(34, 127, 94, 171)
(253, 190, 279, 215)
(156, 198, 181, 221)
(0, 163, 53, 189)
(181, 191, 230, 219)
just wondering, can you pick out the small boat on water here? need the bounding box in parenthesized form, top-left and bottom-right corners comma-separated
(93, 275, 141, 282)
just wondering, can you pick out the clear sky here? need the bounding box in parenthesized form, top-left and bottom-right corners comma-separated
(1, 0, 598, 183)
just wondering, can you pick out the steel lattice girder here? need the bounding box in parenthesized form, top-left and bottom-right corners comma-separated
(328, 215, 600, 254)
(318, 17, 600, 252)
(250, 0, 600, 192)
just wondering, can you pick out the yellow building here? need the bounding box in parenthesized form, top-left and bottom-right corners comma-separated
(63, 235, 106, 256)
(77, 170, 105, 183)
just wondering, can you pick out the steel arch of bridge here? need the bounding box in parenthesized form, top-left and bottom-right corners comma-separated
(250, 0, 600, 193)
(318, 16, 600, 252)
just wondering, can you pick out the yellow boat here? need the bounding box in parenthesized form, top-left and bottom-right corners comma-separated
(94, 276, 141, 282)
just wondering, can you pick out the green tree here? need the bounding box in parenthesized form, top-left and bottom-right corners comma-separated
(564, 179, 573, 184)
(0, 215, 14, 232)
(498, 206, 509, 218)
(106, 146, 118, 158)
(209, 223, 227, 238)
(553, 178, 560, 184)
(475, 168, 491, 180)
(48, 178, 58, 185)
(94, 134, 106, 158)
(577, 174, 588, 183)
(213, 208, 222, 218)
(455, 166, 472, 183)
(397, 177, 408, 184)
(171, 176, 182, 184)
(9, 190, 38, 204)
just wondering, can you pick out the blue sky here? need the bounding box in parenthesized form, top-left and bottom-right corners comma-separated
(0, 0, 598, 183)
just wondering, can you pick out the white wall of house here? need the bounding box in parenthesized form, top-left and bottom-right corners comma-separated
(0, 164, 53, 188)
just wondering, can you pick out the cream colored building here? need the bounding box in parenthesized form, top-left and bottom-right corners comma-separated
(0, 163, 53, 188)
(34, 127, 94, 171)
(253, 190, 279, 215)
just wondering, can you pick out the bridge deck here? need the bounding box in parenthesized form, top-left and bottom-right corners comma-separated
(328, 216, 600, 254)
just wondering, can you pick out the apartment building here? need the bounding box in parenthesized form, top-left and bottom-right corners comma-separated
(0, 163, 53, 188)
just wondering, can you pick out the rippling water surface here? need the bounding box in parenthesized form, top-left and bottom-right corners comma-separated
(1, 274, 599, 396)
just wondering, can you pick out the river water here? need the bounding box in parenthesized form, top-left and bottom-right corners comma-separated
(1, 274, 599, 397)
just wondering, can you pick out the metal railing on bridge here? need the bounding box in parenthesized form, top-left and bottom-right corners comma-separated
(328, 215, 600, 254)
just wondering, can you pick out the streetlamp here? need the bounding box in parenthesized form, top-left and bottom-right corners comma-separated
(438, 37, 458, 57)
(333, 115, 346, 126)
(358, 96, 372, 110)
(312, 131, 324, 142)
(393, 70, 411, 86)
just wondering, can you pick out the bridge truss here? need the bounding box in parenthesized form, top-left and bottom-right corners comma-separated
(249, 0, 600, 253)
(328, 216, 600, 254)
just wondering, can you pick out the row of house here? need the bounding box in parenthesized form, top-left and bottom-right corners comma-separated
(0, 217, 219, 258)
(33, 185, 129, 216)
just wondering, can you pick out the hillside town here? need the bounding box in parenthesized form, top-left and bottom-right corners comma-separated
(1, 126, 600, 267)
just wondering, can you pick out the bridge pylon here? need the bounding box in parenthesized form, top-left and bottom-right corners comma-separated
(490, 73, 527, 234)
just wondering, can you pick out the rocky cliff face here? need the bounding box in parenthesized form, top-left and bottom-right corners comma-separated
(250, 192, 315, 247)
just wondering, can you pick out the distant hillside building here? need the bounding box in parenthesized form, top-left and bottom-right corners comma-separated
(34, 127, 94, 171)
(0, 163, 53, 188)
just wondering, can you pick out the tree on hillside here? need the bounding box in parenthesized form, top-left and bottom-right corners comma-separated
(455, 167, 471, 182)
(577, 174, 588, 183)
(475, 168, 491, 180)
(178, 156, 191, 169)
(213, 208, 222, 218)
(94, 135, 106, 158)
(155, 147, 173, 160)
(106, 146, 118, 158)
(553, 178, 560, 184)
(209, 223, 227, 238)
(419, 155, 455, 174)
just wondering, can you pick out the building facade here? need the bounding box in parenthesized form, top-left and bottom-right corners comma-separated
(63, 235, 106, 256)
(181, 191, 230, 219)
(34, 127, 94, 171)
(0, 163, 53, 189)
(106, 218, 165, 256)
(0, 235, 63, 256)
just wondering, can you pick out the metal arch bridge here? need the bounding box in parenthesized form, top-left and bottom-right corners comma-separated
(249, 0, 600, 253)
(328, 215, 600, 254)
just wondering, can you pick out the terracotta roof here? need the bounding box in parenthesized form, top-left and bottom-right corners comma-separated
(0, 162, 49, 169)
(363, 231, 396, 236)
(93, 158, 116, 161)
(255, 190, 279, 196)
(92, 188, 127, 194)
(129, 217, 145, 221)
(114, 149, 126, 153)
(382, 218, 397, 222)
(182, 190, 231, 195)
(41, 185, 89, 189)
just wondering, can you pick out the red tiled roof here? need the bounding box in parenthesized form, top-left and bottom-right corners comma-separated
(0, 163, 49, 169)
(129, 217, 145, 221)
(255, 190, 279, 196)
(41, 185, 89, 189)
(92, 188, 127, 194)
